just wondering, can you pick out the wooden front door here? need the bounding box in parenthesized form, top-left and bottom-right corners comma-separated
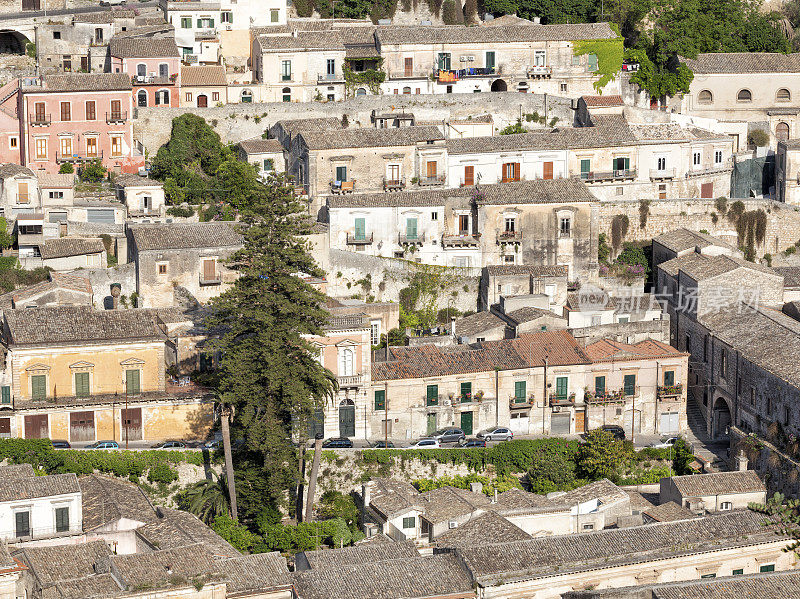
(121, 407, 142, 441)
(69, 411, 95, 442)
(404, 57, 413, 77)
(426, 161, 437, 179)
(463, 165, 474, 186)
(543, 161, 554, 180)
(110, 100, 121, 119)
(460, 411, 473, 435)
(24, 414, 48, 439)
(197, 94, 208, 108)
(203, 258, 216, 280)
(575, 410, 586, 433)
(701, 182, 713, 199)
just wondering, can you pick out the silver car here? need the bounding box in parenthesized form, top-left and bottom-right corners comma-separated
(476, 426, 514, 442)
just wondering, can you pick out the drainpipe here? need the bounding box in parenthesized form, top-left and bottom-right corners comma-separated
(494, 368, 499, 427)
(542, 355, 548, 434)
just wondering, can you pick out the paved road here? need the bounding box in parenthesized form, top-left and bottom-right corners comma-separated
(0, 1, 158, 22)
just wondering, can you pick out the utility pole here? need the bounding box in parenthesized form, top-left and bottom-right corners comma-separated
(543, 354, 548, 435)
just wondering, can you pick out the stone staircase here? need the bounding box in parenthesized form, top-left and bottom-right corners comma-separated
(684, 398, 727, 471)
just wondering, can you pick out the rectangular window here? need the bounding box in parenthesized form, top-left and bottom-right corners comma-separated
(463, 165, 474, 186)
(212, 92, 220, 101)
(663, 370, 675, 387)
(502, 162, 519, 182)
(17, 181, 28, 204)
(158, 263, 167, 275)
(15, 511, 30, 537)
(110, 136, 122, 157)
(693, 151, 701, 166)
(221, 11, 232, 22)
(9, 136, 17, 149)
(437, 52, 451, 71)
(74, 372, 90, 398)
(559, 217, 571, 237)
(555, 376, 568, 400)
(426, 384, 438, 406)
(534, 50, 546, 67)
(580, 158, 591, 178)
(700, 574, 716, 579)
(281, 60, 292, 81)
(270, 8, 279, 22)
(594, 376, 605, 396)
(587, 53, 598, 71)
(60, 102, 71, 121)
(370, 321, 380, 346)
(59, 137, 72, 159)
(110, 99, 121, 119)
(732, 569, 744, 575)
(657, 156, 666, 171)
(354, 217, 365, 240)
(31, 374, 46, 400)
(263, 159, 274, 172)
(55, 507, 69, 532)
(623, 374, 636, 396)
(404, 57, 413, 77)
(719, 501, 733, 510)
(185, 92, 193, 102)
(402, 516, 415, 529)
(85, 101, 96, 121)
(485, 51, 495, 71)
(326, 59, 335, 76)
(86, 137, 98, 158)
(715, 150, 723, 164)
(0, 386, 9, 404)
(460, 382, 472, 402)
(760, 564, 775, 573)
(125, 369, 141, 394)
(613, 156, 630, 172)
(35, 138, 47, 160)
(336, 165, 347, 182)
(514, 381, 526, 403)
(180, 17, 192, 28)
(374, 389, 385, 411)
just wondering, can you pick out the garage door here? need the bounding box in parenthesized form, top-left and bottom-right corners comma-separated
(69, 411, 95, 442)
(509, 411, 529, 434)
(121, 407, 142, 441)
(659, 412, 680, 434)
(24, 414, 48, 439)
(87, 209, 116, 224)
(624, 409, 641, 435)
(550, 413, 570, 435)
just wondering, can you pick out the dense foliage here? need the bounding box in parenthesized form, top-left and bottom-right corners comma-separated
(0, 258, 50, 293)
(413, 473, 523, 495)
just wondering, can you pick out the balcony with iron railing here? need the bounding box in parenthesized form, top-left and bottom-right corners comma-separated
(686, 159, 733, 178)
(106, 111, 127, 124)
(56, 150, 104, 164)
(318, 73, 345, 83)
(497, 229, 522, 244)
(657, 383, 683, 400)
(30, 113, 51, 126)
(442, 232, 481, 247)
(330, 179, 356, 194)
(584, 388, 625, 404)
(199, 271, 222, 286)
(527, 65, 552, 78)
(398, 232, 425, 245)
(132, 74, 175, 86)
(649, 168, 676, 180)
(346, 232, 373, 245)
(549, 392, 576, 407)
(434, 67, 496, 83)
(383, 176, 406, 191)
(510, 394, 535, 408)
(576, 169, 637, 183)
(417, 174, 445, 187)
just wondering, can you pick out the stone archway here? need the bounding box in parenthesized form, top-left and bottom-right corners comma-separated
(0, 30, 31, 54)
(712, 397, 732, 440)
(491, 79, 508, 92)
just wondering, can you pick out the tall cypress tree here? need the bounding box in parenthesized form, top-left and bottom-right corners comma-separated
(205, 178, 337, 512)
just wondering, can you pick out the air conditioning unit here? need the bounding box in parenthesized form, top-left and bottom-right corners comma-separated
(443, 399, 452, 406)
(552, 406, 561, 413)
(448, 520, 459, 529)
(135, 75, 146, 83)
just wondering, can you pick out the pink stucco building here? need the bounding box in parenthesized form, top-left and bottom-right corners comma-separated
(109, 37, 181, 109)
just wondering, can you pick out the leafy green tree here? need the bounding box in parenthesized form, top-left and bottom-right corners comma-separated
(80, 160, 106, 182)
(528, 449, 577, 493)
(211, 514, 261, 552)
(671, 437, 695, 475)
(626, 48, 693, 98)
(59, 163, 74, 174)
(214, 158, 259, 211)
(614, 242, 650, 276)
(179, 473, 231, 524)
(577, 429, 629, 481)
(318, 491, 359, 528)
(0, 218, 13, 250)
(499, 119, 527, 135)
(205, 177, 337, 512)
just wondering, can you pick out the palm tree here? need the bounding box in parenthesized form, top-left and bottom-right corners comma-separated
(182, 473, 230, 524)
(219, 404, 239, 521)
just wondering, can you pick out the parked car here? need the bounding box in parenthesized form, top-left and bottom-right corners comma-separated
(648, 436, 678, 449)
(150, 441, 186, 450)
(50, 440, 71, 449)
(599, 425, 626, 441)
(85, 440, 119, 450)
(322, 437, 353, 449)
(460, 438, 486, 448)
(405, 438, 441, 449)
(371, 440, 395, 448)
(476, 426, 514, 442)
(431, 428, 465, 444)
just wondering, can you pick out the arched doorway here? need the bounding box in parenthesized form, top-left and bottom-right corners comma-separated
(355, 88, 367, 97)
(137, 90, 148, 107)
(0, 30, 30, 54)
(241, 89, 253, 103)
(713, 397, 732, 439)
(776, 122, 790, 142)
(491, 79, 507, 92)
(339, 399, 355, 438)
(197, 94, 208, 108)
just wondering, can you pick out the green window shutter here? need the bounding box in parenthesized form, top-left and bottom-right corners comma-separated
(126, 370, 141, 395)
(55, 507, 69, 532)
(624, 374, 636, 396)
(15, 511, 30, 537)
(336, 166, 347, 182)
(426, 385, 438, 405)
(580, 159, 591, 177)
(31, 375, 46, 400)
(623, 157, 630, 170)
(374, 389, 385, 411)
(402, 516, 415, 529)
(732, 569, 744, 575)
(460, 382, 472, 402)
(587, 53, 598, 71)
(1, 386, 9, 404)
(354, 218, 365, 240)
(663, 371, 675, 387)
(74, 372, 90, 398)
(760, 565, 775, 573)
(555, 377, 568, 399)
(406, 218, 418, 239)
(595, 376, 605, 396)
(485, 51, 495, 70)
(514, 381, 526, 403)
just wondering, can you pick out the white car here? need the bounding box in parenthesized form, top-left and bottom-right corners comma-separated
(648, 437, 678, 449)
(405, 438, 441, 449)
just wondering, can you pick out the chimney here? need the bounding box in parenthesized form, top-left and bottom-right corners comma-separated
(735, 450, 748, 471)
(470, 482, 483, 495)
(532, 16, 541, 24)
(493, 488, 498, 504)
(362, 482, 372, 508)
(451, 316, 456, 339)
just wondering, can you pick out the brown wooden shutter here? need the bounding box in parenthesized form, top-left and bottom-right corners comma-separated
(203, 259, 215, 278)
(18, 182, 28, 203)
(543, 161, 553, 180)
(60, 102, 70, 122)
(404, 57, 413, 77)
(701, 182, 713, 199)
(514, 163, 521, 181)
(426, 161, 437, 178)
(464, 165, 474, 186)
(111, 100, 121, 118)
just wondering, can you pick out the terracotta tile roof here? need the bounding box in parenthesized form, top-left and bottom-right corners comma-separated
(491, 488, 555, 510)
(274, 117, 344, 135)
(376, 22, 617, 45)
(482, 14, 535, 25)
(0, 463, 35, 478)
(13, 540, 113, 585)
(4, 305, 164, 346)
(216, 552, 292, 593)
(374, 330, 590, 381)
(505, 307, 564, 325)
(329, 179, 595, 209)
(300, 539, 418, 569)
(31, 73, 132, 92)
(40, 237, 105, 260)
(485, 264, 568, 277)
(299, 125, 443, 150)
(37, 173, 74, 189)
(257, 30, 345, 51)
(774, 266, 800, 287)
(129, 222, 242, 250)
(684, 52, 800, 74)
(435, 511, 531, 547)
(0, 473, 79, 501)
(420, 486, 492, 524)
(551, 478, 629, 507)
(457, 509, 779, 583)
(113, 23, 175, 38)
(180, 65, 227, 87)
(137, 507, 240, 558)
(669, 470, 766, 497)
(291, 553, 474, 599)
(585, 338, 687, 363)
(79, 474, 158, 530)
(109, 36, 179, 58)
(114, 173, 163, 188)
(451, 311, 507, 338)
(366, 478, 421, 519)
(11, 273, 93, 304)
(653, 228, 737, 254)
(238, 137, 284, 154)
(583, 94, 624, 107)
(110, 544, 217, 590)
(642, 501, 699, 523)
(658, 252, 776, 280)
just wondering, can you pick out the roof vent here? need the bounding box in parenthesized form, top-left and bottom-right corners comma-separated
(448, 520, 459, 529)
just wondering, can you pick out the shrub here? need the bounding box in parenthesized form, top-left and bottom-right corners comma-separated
(528, 448, 576, 493)
(59, 163, 74, 174)
(577, 429, 631, 481)
(166, 205, 195, 218)
(147, 462, 179, 484)
(80, 160, 106, 182)
(747, 129, 769, 148)
(212, 514, 261, 552)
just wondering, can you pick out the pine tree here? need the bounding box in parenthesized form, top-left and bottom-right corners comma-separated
(464, 0, 479, 24)
(205, 177, 337, 512)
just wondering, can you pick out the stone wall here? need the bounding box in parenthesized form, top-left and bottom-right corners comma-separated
(81, 262, 137, 309)
(598, 198, 800, 259)
(134, 93, 574, 155)
(730, 427, 800, 498)
(328, 248, 480, 312)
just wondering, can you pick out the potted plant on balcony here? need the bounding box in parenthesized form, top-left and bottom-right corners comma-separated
(474, 390, 485, 402)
